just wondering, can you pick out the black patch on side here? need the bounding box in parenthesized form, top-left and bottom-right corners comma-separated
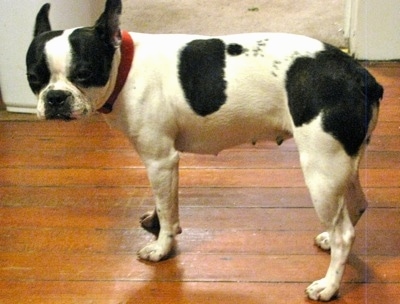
(286, 44, 383, 156)
(68, 27, 116, 88)
(227, 43, 244, 56)
(178, 39, 227, 116)
(26, 30, 63, 94)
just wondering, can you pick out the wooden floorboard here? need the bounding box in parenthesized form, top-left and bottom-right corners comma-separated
(0, 63, 399, 303)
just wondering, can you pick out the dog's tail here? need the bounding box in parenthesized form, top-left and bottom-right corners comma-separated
(363, 70, 384, 107)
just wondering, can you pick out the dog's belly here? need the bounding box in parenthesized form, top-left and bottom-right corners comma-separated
(175, 127, 292, 155)
(174, 106, 293, 155)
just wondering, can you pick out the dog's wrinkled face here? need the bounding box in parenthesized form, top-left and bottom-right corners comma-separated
(26, 2, 122, 120)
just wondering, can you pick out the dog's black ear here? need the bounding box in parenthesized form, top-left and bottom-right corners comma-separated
(95, 0, 122, 48)
(34, 3, 52, 37)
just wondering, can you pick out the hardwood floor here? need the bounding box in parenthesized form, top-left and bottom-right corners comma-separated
(0, 63, 399, 303)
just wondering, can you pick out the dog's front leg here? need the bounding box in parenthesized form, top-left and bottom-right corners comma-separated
(136, 145, 181, 262)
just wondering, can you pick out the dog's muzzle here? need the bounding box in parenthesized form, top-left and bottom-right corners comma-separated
(44, 89, 74, 120)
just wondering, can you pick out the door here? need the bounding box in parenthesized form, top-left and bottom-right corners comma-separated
(346, 0, 400, 60)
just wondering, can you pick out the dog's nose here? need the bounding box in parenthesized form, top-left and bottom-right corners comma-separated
(46, 90, 71, 106)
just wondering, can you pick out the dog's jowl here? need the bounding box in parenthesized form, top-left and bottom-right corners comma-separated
(26, 0, 383, 301)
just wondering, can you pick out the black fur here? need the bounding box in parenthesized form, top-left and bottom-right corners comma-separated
(227, 43, 244, 56)
(68, 27, 116, 88)
(286, 44, 383, 156)
(26, 31, 63, 94)
(33, 3, 52, 37)
(178, 39, 227, 116)
(94, 0, 122, 48)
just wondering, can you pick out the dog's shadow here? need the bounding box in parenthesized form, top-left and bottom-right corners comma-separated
(342, 253, 393, 302)
(124, 247, 267, 304)
(124, 254, 226, 304)
(123, 236, 393, 303)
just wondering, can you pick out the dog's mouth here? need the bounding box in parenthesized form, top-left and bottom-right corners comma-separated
(43, 106, 91, 121)
(45, 112, 76, 121)
(43, 102, 86, 121)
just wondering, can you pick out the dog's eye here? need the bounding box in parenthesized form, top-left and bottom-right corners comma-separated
(73, 69, 93, 83)
(27, 73, 44, 93)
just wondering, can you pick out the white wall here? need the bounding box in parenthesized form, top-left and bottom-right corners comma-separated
(347, 0, 400, 60)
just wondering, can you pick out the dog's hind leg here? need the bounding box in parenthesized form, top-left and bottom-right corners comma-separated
(294, 115, 358, 301)
(345, 169, 368, 226)
(315, 168, 367, 252)
(313, 106, 378, 254)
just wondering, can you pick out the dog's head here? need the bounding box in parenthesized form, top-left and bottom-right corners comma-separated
(26, 0, 122, 120)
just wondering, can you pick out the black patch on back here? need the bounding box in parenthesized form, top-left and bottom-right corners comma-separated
(26, 30, 63, 94)
(178, 39, 227, 116)
(68, 27, 116, 88)
(286, 44, 383, 156)
(227, 43, 244, 56)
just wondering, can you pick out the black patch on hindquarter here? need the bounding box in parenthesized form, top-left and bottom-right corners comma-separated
(178, 39, 227, 116)
(286, 44, 383, 156)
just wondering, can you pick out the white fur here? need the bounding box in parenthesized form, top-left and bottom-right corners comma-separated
(293, 115, 358, 300)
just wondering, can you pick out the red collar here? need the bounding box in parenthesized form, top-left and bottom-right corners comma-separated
(98, 31, 134, 114)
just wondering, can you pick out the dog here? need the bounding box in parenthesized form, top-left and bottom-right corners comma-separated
(26, 0, 383, 301)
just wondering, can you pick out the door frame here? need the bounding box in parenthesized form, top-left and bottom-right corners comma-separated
(345, 0, 400, 60)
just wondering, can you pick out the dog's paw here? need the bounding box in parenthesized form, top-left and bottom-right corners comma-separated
(315, 232, 331, 251)
(306, 278, 339, 302)
(138, 240, 172, 262)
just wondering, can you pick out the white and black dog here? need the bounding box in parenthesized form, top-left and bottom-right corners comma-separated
(26, 0, 383, 301)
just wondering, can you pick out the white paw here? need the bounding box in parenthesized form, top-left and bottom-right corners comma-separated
(137, 240, 171, 262)
(306, 278, 339, 301)
(315, 232, 331, 251)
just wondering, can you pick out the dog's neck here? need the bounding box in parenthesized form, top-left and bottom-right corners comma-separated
(98, 31, 134, 114)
